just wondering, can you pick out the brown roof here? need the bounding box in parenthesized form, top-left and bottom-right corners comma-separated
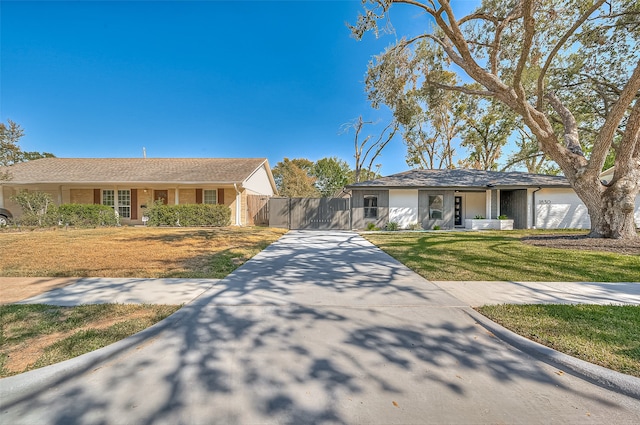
(347, 169, 571, 189)
(1, 158, 270, 184)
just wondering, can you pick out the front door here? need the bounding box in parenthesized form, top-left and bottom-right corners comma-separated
(154, 190, 168, 205)
(454, 196, 463, 226)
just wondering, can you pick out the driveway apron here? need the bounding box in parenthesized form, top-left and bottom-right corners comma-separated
(2, 231, 639, 424)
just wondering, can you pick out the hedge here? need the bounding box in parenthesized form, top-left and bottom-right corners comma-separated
(57, 204, 119, 227)
(144, 203, 231, 227)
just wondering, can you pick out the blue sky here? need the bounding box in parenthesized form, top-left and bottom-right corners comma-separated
(1, 0, 477, 176)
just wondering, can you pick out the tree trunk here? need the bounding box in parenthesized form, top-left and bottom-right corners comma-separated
(574, 178, 639, 239)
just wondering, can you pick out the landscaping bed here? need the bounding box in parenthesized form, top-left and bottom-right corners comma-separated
(521, 233, 640, 255)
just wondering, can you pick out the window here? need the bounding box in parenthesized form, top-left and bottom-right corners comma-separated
(203, 189, 217, 205)
(118, 190, 131, 218)
(429, 195, 443, 219)
(102, 190, 114, 208)
(102, 189, 131, 218)
(364, 195, 378, 219)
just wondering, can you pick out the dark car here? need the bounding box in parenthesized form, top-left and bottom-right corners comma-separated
(0, 208, 12, 225)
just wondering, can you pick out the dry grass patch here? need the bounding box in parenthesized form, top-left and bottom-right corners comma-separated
(0, 226, 287, 278)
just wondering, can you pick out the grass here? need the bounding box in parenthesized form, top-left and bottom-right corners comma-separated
(364, 230, 640, 282)
(477, 304, 640, 377)
(0, 226, 288, 278)
(0, 303, 180, 377)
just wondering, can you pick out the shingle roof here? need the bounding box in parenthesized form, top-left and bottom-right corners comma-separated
(347, 169, 571, 189)
(1, 158, 270, 184)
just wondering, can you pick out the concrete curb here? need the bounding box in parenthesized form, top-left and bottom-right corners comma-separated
(0, 302, 195, 408)
(464, 307, 640, 400)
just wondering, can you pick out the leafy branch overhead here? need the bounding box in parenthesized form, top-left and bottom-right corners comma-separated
(352, 0, 640, 239)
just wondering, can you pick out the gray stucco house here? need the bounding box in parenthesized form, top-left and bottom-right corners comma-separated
(346, 169, 640, 230)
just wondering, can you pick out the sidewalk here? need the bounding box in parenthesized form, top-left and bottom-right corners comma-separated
(433, 280, 640, 306)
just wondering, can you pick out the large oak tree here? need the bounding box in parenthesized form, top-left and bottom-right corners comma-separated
(352, 0, 640, 239)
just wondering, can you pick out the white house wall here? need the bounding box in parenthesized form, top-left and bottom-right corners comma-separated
(535, 188, 640, 229)
(243, 165, 275, 196)
(389, 189, 419, 228)
(461, 192, 485, 220)
(535, 188, 590, 229)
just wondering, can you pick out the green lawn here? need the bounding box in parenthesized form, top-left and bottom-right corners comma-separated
(0, 303, 180, 377)
(477, 304, 640, 377)
(364, 231, 640, 282)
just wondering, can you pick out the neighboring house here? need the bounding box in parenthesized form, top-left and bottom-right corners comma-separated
(0, 157, 277, 226)
(346, 169, 640, 230)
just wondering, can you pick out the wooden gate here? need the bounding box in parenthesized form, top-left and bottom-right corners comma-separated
(268, 197, 351, 230)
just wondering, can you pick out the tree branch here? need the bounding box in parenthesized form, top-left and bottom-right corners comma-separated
(536, 0, 606, 110)
(545, 92, 585, 157)
(490, 3, 523, 75)
(590, 59, 640, 175)
(513, 0, 535, 99)
(613, 98, 640, 180)
(427, 81, 494, 97)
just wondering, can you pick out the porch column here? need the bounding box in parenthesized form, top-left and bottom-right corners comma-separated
(233, 184, 242, 226)
(112, 187, 119, 219)
(485, 190, 492, 219)
(0, 185, 4, 208)
(496, 189, 501, 218)
(174, 187, 180, 205)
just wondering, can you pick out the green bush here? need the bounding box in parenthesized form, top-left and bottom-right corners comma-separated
(366, 222, 379, 231)
(145, 202, 231, 227)
(57, 204, 119, 227)
(385, 221, 399, 231)
(11, 191, 58, 226)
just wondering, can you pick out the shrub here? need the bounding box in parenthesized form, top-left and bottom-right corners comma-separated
(498, 214, 509, 220)
(57, 204, 119, 227)
(145, 202, 231, 227)
(11, 191, 57, 226)
(366, 222, 379, 231)
(433, 225, 442, 230)
(385, 221, 399, 231)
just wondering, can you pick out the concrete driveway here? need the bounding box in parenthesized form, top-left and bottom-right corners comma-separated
(1, 231, 639, 424)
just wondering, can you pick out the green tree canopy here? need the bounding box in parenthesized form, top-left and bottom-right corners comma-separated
(312, 157, 352, 197)
(1, 120, 55, 178)
(272, 158, 320, 197)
